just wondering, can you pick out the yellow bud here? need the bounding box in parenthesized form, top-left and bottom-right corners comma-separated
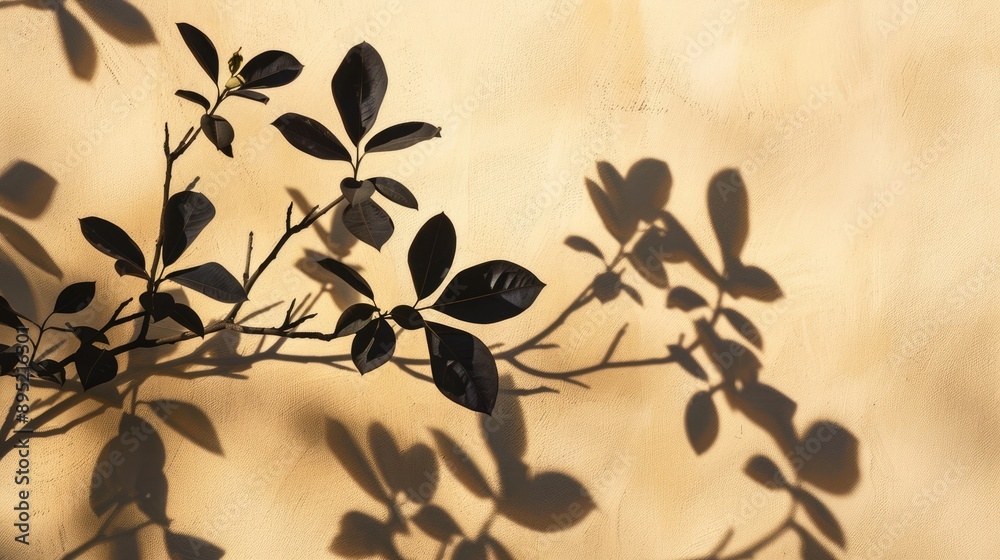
(225, 75, 245, 90)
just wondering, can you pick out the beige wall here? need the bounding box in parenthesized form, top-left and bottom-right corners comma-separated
(1, 0, 998, 558)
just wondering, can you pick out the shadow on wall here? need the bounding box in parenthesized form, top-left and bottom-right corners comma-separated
(0, 153, 860, 560)
(0, 0, 155, 80)
(327, 376, 593, 560)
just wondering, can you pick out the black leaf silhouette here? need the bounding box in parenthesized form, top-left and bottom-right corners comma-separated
(71, 325, 108, 345)
(115, 259, 148, 280)
(333, 42, 389, 146)
(685, 391, 719, 454)
(201, 114, 235, 157)
(425, 322, 498, 414)
(0, 296, 22, 329)
(432, 261, 545, 324)
(351, 318, 395, 374)
(176, 23, 219, 83)
(272, 113, 352, 162)
(76, 344, 118, 389)
(409, 213, 457, 300)
(168, 303, 204, 337)
(53, 282, 95, 315)
(79, 216, 145, 271)
(336, 303, 377, 337)
(370, 177, 418, 209)
(175, 89, 211, 111)
(166, 263, 247, 303)
(31, 360, 65, 385)
(343, 199, 394, 250)
(340, 178, 375, 206)
(316, 258, 374, 299)
(139, 292, 175, 322)
(365, 122, 441, 153)
(390, 305, 424, 330)
(237, 51, 303, 89)
(228, 89, 269, 104)
(163, 191, 215, 267)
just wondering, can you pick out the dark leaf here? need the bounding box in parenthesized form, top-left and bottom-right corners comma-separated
(238, 50, 303, 89)
(412, 505, 462, 541)
(228, 50, 243, 75)
(76, 344, 118, 389)
(667, 286, 708, 311)
(485, 537, 515, 560)
(707, 168, 749, 265)
(71, 325, 109, 345)
(0, 214, 62, 278)
(150, 400, 223, 456)
(53, 282, 96, 315)
(667, 344, 708, 381)
(425, 322, 497, 414)
(335, 303, 377, 337)
(90, 414, 166, 517)
(31, 360, 65, 385)
(166, 263, 247, 303)
(744, 455, 787, 488)
(316, 258, 373, 299)
(340, 178, 375, 205)
(333, 42, 389, 146)
(139, 292, 176, 322)
(175, 89, 210, 111)
(694, 319, 760, 385)
(165, 531, 225, 560)
(343, 199, 394, 250)
(660, 212, 721, 284)
(365, 122, 441, 153)
(685, 391, 719, 455)
(481, 389, 527, 461)
(430, 429, 494, 498)
(586, 178, 632, 244)
(797, 421, 860, 495)
(0, 350, 19, 376)
(496, 471, 594, 532)
(721, 308, 763, 349)
(79, 216, 145, 270)
(272, 113, 352, 162)
(201, 115, 235, 157)
(115, 259, 149, 280)
(163, 191, 216, 266)
(169, 303, 205, 337)
(725, 382, 799, 453)
(368, 177, 417, 209)
(793, 488, 846, 548)
(592, 271, 622, 304)
(432, 261, 545, 324)
(176, 23, 219, 82)
(727, 264, 783, 302)
(794, 525, 837, 560)
(564, 235, 604, 260)
(0, 295, 24, 329)
(390, 305, 424, 330)
(331, 511, 397, 559)
(628, 229, 669, 288)
(408, 213, 457, 300)
(325, 419, 387, 501)
(351, 318, 395, 374)
(76, 0, 155, 44)
(228, 89, 269, 104)
(453, 539, 488, 560)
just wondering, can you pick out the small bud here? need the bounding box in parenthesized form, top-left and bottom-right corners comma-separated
(228, 48, 243, 74)
(225, 75, 245, 90)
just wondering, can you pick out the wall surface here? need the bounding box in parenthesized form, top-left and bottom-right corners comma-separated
(0, 1, 998, 559)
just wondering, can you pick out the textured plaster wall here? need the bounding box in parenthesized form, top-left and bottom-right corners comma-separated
(1, 0, 998, 558)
